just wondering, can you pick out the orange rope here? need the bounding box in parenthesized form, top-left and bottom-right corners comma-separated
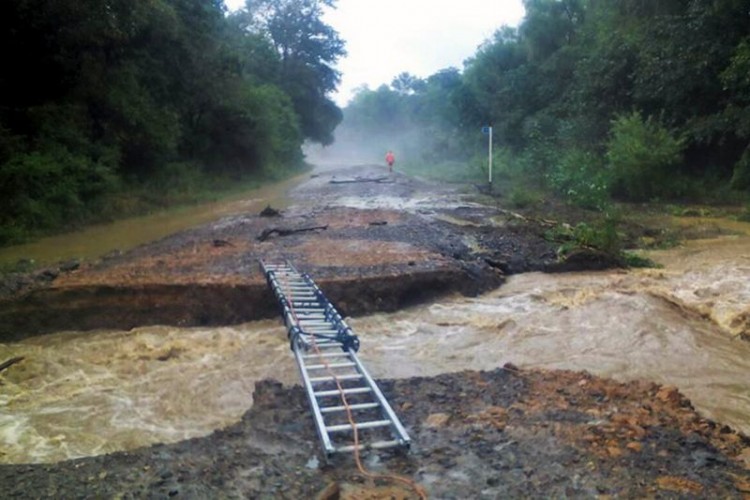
(282, 270, 427, 499)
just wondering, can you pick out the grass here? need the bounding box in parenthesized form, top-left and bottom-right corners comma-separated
(399, 160, 486, 184)
(0, 163, 310, 248)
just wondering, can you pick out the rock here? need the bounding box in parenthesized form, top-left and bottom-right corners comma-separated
(656, 386, 681, 405)
(424, 413, 451, 428)
(37, 269, 59, 281)
(655, 476, 703, 494)
(59, 259, 80, 272)
(626, 442, 643, 453)
(260, 205, 281, 217)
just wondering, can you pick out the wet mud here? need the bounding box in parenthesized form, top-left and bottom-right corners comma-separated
(3, 368, 749, 498)
(0, 166, 598, 340)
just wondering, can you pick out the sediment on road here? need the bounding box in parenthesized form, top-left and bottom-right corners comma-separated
(0, 166, 612, 340)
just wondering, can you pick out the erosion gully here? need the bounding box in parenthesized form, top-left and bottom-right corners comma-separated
(1, 174, 749, 465)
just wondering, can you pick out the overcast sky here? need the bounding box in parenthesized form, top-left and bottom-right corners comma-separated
(225, 0, 526, 106)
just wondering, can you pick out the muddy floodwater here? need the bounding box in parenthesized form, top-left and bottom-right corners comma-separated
(0, 174, 303, 267)
(2, 221, 750, 464)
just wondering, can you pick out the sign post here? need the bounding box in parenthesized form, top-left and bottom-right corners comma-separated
(482, 126, 493, 188)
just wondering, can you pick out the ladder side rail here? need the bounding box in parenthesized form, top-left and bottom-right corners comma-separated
(293, 343, 336, 456)
(348, 349, 411, 448)
(265, 270, 315, 350)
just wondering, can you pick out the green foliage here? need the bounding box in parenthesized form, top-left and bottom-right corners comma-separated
(0, 148, 117, 243)
(546, 219, 621, 256)
(606, 112, 685, 201)
(730, 149, 750, 190)
(400, 161, 483, 184)
(0, 0, 340, 245)
(508, 187, 542, 209)
(622, 251, 659, 268)
(341, 0, 750, 203)
(737, 205, 750, 222)
(0, 258, 38, 275)
(238, 0, 345, 145)
(547, 148, 610, 210)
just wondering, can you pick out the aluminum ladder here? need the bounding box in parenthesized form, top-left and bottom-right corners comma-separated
(260, 261, 411, 457)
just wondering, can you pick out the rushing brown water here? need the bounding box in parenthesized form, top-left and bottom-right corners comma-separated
(0, 174, 304, 267)
(2, 218, 750, 464)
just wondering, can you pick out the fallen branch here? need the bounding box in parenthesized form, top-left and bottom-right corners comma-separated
(329, 176, 393, 184)
(0, 356, 24, 374)
(258, 225, 328, 242)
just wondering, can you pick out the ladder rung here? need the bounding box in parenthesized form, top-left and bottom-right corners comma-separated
(304, 338, 338, 344)
(305, 362, 356, 370)
(315, 387, 371, 397)
(326, 419, 392, 433)
(302, 352, 350, 359)
(309, 374, 362, 383)
(305, 343, 343, 350)
(334, 440, 403, 453)
(320, 402, 379, 413)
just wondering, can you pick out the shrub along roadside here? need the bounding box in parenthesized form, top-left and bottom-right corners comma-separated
(0, 160, 308, 247)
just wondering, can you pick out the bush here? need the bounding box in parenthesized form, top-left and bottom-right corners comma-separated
(607, 111, 685, 201)
(547, 148, 610, 210)
(150, 161, 205, 198)
(622, 252, 659, 268)
(730, 148, 750, 190)
(546, 219, 621, 256)
(508, 187, 541, 208)
(0, 147, 117, 243)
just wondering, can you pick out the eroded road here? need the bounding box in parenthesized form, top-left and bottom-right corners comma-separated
(1, 165, 749, 498)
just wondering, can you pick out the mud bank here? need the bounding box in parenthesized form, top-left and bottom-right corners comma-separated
(3, 367, 749, 498)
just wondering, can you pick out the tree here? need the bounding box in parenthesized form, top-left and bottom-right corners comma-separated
(391, 73, 426, 96)
(0, 0, 315, 243)
(240, 0, 346, 144)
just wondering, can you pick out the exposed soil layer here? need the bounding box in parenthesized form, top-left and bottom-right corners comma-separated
(0, 166, 613, 340)
(3, 367, 749, 498)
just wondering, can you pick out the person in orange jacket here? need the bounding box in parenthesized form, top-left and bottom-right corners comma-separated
(385, 150, 395, 172)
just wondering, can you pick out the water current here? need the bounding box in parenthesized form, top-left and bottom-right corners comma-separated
(1, 199, 749, 463)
